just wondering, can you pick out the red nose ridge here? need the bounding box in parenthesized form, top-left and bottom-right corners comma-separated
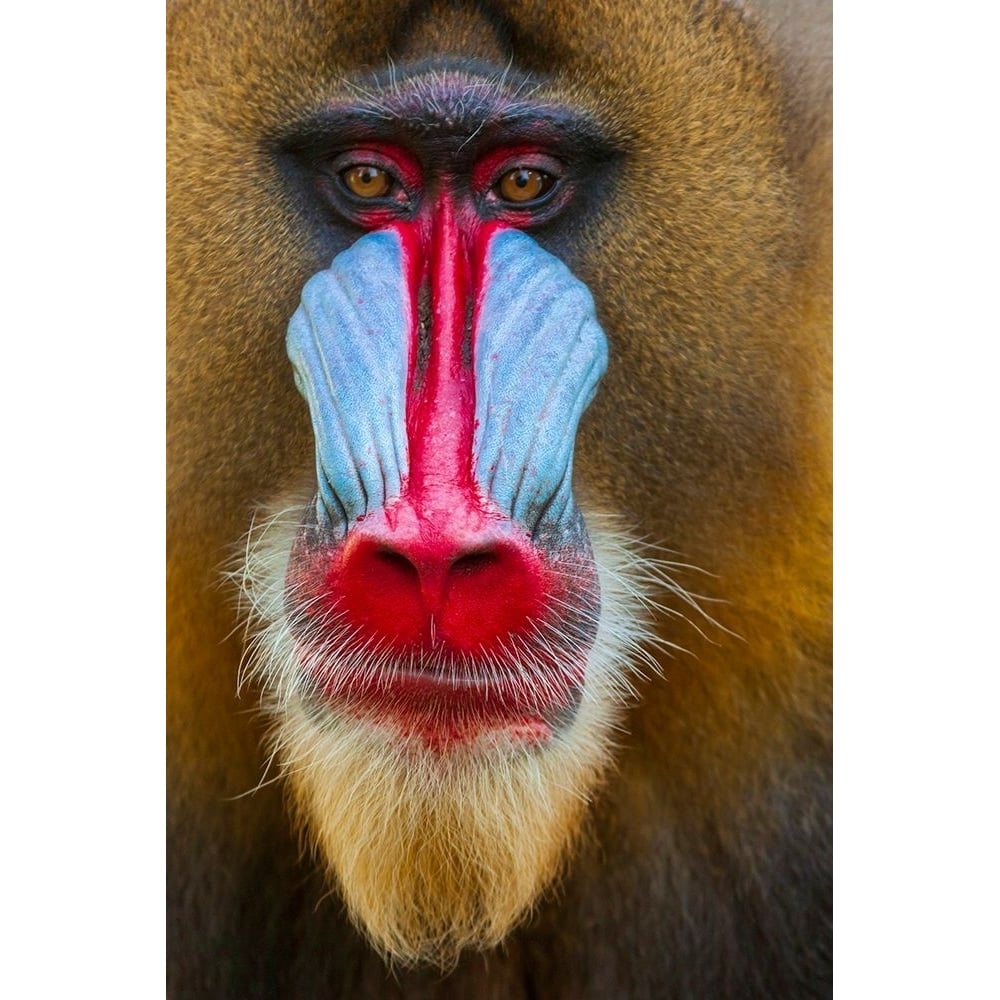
(333, 524, 549, 653)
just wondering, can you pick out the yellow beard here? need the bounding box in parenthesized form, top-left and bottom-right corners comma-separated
(278, 700, 615, 968)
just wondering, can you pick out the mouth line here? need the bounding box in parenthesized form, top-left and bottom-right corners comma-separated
(299, 654, 586, 739)
(313, 661, 583, 705)
(363, 662, 569, 686)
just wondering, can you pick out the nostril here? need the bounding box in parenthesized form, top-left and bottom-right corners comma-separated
(374, 547, 420, 581)
(439, 543, 546, 650)
(450, 550, 500, 576)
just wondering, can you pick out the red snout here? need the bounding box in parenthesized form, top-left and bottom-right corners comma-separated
(332, 516, 548, 654)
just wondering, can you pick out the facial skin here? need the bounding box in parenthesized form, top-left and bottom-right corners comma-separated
(168, 1, 831, 993)
(240, 76, 654, 961)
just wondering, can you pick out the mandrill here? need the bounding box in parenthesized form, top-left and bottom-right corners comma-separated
(167, 0, 832, 995)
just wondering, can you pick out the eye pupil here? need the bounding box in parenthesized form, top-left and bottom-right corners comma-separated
(342, 165, 392, 198)
(498, 167, 553, 204)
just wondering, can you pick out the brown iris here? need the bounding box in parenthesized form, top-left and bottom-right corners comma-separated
(342, 164, 392, 198)
(497, 167, 554, 204)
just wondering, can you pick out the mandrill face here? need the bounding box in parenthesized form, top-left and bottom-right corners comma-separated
(236, 68, 663, 966)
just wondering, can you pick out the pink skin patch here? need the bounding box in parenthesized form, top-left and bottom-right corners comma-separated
(286, 148, 600, 747)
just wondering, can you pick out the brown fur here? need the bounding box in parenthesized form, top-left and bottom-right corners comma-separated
(168, 0, 831, 995)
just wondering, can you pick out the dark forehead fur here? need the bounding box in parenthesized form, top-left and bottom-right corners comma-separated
(346, 57, 541, 122)
(282, 62, 611, 152)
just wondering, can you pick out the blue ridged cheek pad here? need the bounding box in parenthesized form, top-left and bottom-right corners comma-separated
(472, 229, 609, 536)
(286, 230, 411, 530)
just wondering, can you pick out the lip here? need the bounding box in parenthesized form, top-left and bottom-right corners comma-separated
(310, 658, 584, 747)
(319, 660, 583, 713)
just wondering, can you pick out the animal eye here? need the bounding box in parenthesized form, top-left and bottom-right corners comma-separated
(496, 167, 556, 204)
(340, 164, 394, 199)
